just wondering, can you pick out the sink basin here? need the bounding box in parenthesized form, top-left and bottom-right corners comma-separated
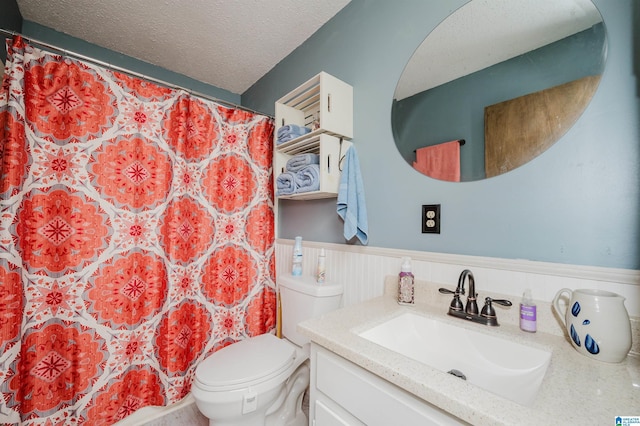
(358, 312, 551, 406)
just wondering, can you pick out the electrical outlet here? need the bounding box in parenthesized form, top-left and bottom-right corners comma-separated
(422, 204, 440, 234)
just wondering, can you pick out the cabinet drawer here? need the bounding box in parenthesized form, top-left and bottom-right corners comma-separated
(314, 399, 360, 426)
(314, 345, 466, 426)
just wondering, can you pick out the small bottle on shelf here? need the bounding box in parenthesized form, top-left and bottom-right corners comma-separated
(292, 236, 303, 276)
(316, 248, 326, 284)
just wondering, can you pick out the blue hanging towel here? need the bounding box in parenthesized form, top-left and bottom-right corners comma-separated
(336, 145, 368, 245)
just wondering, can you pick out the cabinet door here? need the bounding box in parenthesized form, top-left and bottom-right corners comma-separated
(315, 400, 360, 426)
(312, 345, 467, 426)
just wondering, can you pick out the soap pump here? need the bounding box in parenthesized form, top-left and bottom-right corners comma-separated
(398, 257, 415, 305)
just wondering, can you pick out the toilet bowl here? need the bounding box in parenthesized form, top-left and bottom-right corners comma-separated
(192, 274, 343, 426)
(192, 333, 308, 426)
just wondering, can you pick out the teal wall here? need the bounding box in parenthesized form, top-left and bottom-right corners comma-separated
(0, 0, 23, 63)
(3, 1, 638, 269)
(19, 21, 240, 104)
(0, 0, 22, 31)
(392, 24, 606, 181)
(242, 0, 640, 270)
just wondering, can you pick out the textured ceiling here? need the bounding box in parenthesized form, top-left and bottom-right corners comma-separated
(14, 0, 602, 99)
(16, 0, 351, 95)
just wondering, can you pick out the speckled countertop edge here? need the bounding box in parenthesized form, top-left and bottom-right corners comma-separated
(298, 281, 640, 425)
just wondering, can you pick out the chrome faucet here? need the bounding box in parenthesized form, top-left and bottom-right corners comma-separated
(439, 269, 512, 326)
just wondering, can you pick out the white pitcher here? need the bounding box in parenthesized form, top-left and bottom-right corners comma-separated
(552, 288, 632, 363)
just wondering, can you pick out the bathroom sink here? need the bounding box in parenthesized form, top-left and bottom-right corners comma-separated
(358, 312, 551, 406)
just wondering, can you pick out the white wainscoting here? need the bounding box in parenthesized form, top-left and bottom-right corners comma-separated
(275, 239, 640, 318)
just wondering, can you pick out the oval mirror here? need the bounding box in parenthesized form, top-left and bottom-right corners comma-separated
(391, 0, 606, 182)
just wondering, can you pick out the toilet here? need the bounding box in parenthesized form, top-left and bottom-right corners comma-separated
(192, 274, 343, 426)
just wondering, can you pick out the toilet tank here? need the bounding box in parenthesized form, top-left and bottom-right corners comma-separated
(279, 274, 343, 346)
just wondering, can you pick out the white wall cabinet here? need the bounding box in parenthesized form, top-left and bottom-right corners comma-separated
(309, 344, 467, 426)
(275, 135, 351, 200)
(275, 71, 353, 140)
(274, 72, 353, 201)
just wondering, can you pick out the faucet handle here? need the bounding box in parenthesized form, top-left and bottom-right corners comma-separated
(438, 287, 465, 296)
(438, 287, 464, 312)
(481, 297, 496, 318)
(480, 297, 512, 319)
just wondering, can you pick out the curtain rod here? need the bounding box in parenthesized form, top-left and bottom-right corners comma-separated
(0, 28, 273, 119)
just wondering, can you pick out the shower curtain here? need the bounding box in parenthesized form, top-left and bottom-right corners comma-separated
(0, 36, 276, 425)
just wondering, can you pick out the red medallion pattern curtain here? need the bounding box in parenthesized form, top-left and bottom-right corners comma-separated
(0, 36, 276, 425)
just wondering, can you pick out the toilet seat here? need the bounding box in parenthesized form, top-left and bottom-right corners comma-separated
(195, 333, 296, 392)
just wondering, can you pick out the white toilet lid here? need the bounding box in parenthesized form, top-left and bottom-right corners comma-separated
(196, 333, 295, 390)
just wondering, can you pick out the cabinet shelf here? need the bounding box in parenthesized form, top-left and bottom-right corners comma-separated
(274, 134, 352, 200)
(275, 129, 325, 155)
(276, 190, 338, 201)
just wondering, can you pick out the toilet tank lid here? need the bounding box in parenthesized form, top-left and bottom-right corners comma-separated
(279, 274, 343, 297)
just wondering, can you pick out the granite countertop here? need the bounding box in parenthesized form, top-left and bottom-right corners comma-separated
(297, 280, 640, 425)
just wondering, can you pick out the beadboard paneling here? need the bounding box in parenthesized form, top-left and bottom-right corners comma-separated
(275, 239, 640, 317)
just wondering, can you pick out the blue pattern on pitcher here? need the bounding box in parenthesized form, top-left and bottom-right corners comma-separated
(585, 334, 600, 355)
(571, 301, 581, 317)
(570, 324, 581, 347)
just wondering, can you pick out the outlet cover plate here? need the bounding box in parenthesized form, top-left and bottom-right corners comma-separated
(422, 204, 440, 234)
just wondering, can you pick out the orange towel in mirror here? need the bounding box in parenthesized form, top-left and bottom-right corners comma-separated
(413, 140, 461, 182)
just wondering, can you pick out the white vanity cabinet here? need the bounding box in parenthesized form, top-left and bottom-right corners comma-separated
(274, 72, 353, 201)
(309, 344, 467, 426)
